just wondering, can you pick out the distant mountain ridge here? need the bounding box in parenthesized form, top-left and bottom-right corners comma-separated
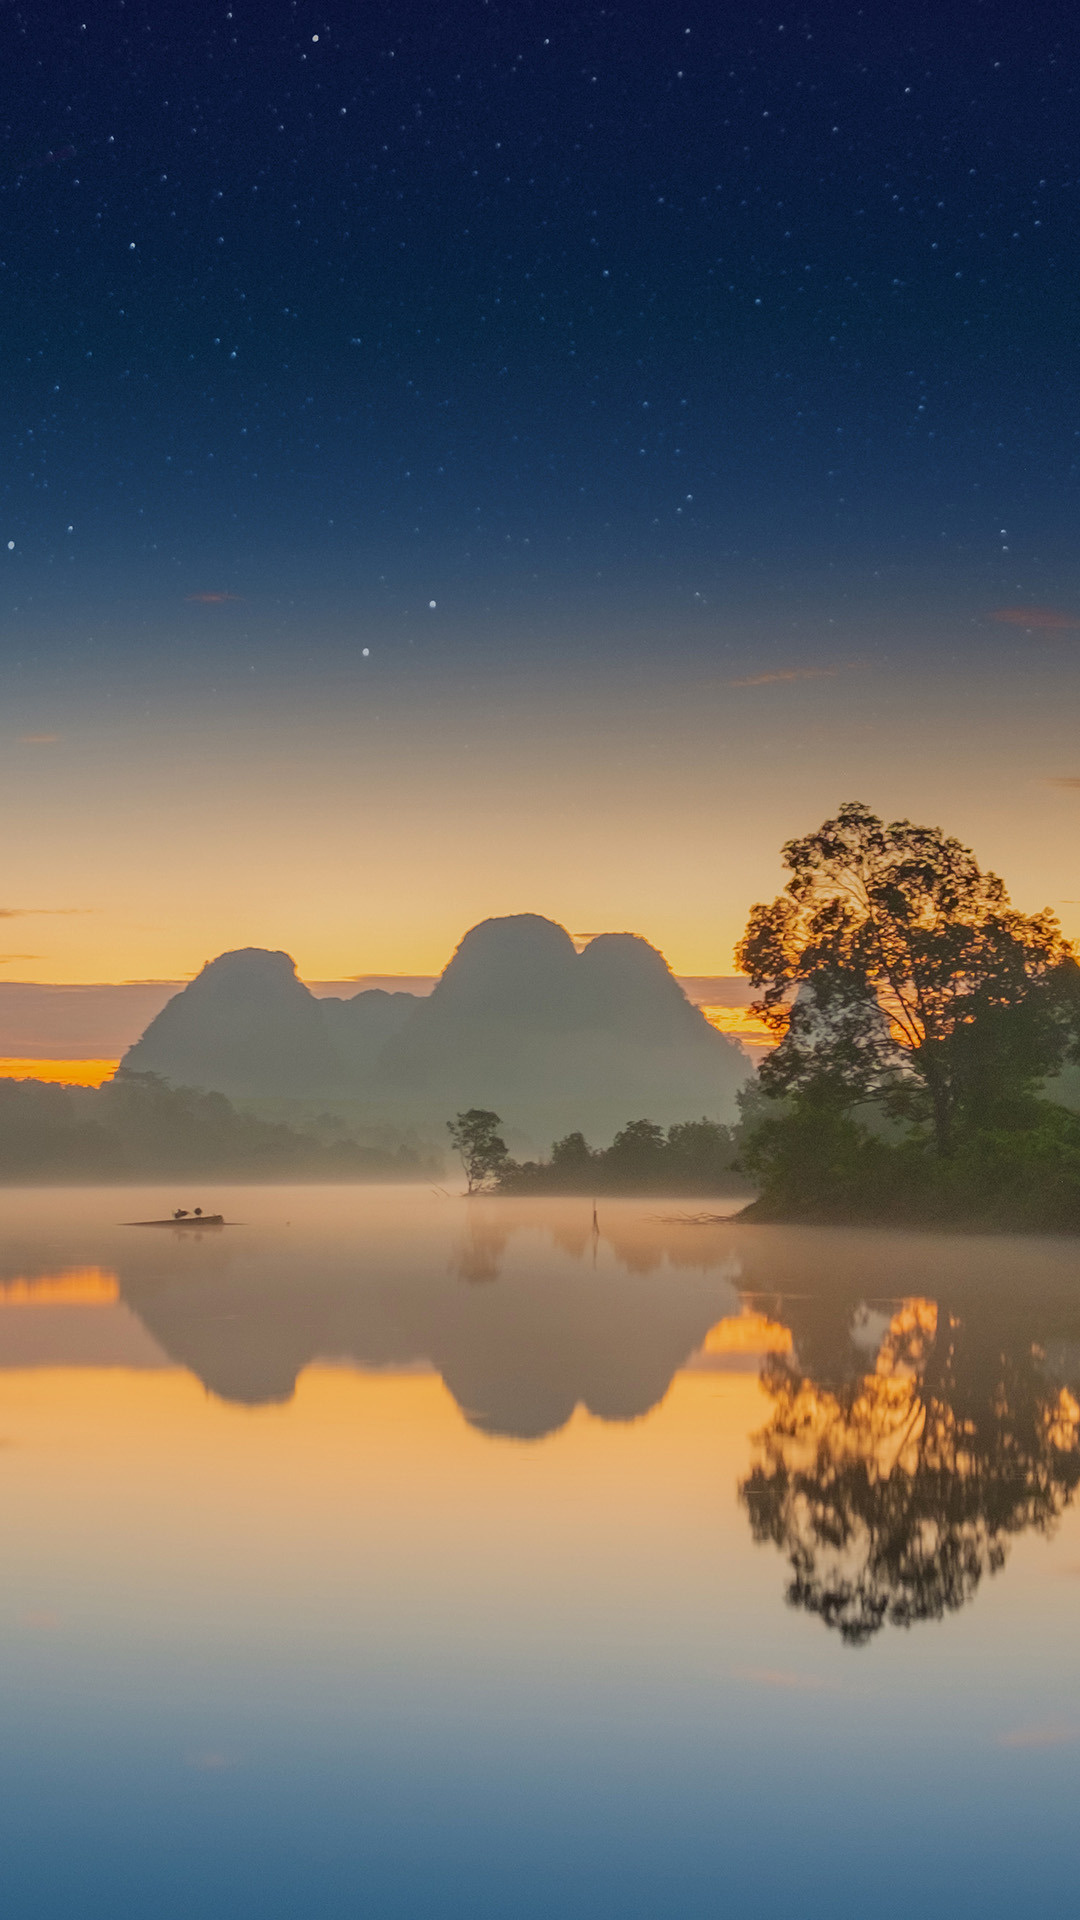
(0, 974, 753, 1058)
(122, 915, 750, 1142)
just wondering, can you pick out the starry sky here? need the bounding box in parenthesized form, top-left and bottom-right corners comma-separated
(3, 0, 1080, 982)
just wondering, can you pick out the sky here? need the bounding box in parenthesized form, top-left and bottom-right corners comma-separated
(4, 0, 1080, 982)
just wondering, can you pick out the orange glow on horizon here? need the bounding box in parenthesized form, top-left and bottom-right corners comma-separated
(0, 1057, 119, 1086)
(700, 1005, 776, 1052)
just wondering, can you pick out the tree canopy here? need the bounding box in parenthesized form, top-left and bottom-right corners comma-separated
(736, 801, 1080, 1152)
(447, 1109, 511, 1193)
(498, 1116, 741, 1195)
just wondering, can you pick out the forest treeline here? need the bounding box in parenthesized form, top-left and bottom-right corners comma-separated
(0, 1072, 433, 1182)
(498, 1116, 746, 1197)
(450, 802, 1080, 1231)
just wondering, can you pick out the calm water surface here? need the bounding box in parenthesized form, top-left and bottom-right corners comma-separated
(2, 1184, 1079, 1918)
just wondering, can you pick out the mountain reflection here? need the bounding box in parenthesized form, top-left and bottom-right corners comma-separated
(109, 1205, 742, 1439)
(4, 1197, 1080, 1642)
(741, 1283, 1080, 1644)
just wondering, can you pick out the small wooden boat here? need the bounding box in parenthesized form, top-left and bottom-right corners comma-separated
(126, 1213, 226, 1228)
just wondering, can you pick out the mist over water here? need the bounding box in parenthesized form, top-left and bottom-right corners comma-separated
(2, 1185, 1079, 1918)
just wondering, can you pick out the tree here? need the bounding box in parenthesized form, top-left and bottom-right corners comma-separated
(446, 1109, 511, 1193)
(606, 1118, 666, 1168)
(736, 801, 1079, 1153)
(550, 1130, 594, 1170)
(666, 1117, 735, 1181)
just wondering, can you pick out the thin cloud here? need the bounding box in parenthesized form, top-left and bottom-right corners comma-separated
(185, 591, 243, 603)
(0, 954, 43, 963)
(991, 606, 1080, 631)
(1046, 778, 1080, 791)
(729, 668, 838, 688)
(998, 1722, 1080, 1749)
(735, 1666, 827, 1691)
(17, 733, 59, 745)
(0, 907, 93, 919)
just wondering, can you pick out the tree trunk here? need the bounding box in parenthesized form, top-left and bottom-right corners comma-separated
(929, 1078, 953, 1157)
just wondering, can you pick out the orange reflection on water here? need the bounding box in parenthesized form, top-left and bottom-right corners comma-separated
(0, 1268, 120, 1307)
(0, 1364, 772, 1659)
(0, 1058, 119, 1086)
(875, 1297, 938, 1379)
(699, 1313, 793, 1358)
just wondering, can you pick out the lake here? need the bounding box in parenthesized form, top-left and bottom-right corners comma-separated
(2, 1183, 1079, 1918)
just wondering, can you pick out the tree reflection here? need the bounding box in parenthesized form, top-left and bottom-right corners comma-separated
(450, 1209, 510, 1283)
(741, 1299, 1080, 1644)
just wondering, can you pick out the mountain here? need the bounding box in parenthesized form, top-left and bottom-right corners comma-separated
(122, 915, 751, 1139)
(318, 989, 419, 1076)
(122, 948, 342, 1098)
(376, 915, 748, 1139)
(577, 931, 719, 1042)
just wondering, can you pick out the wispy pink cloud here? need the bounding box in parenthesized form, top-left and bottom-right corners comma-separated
(729, 668, 838, 688)
(991, 606, 1080, 631)
(0, 907, 93, 919)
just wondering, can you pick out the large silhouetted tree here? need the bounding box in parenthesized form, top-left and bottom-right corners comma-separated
(736, 801, 1079, 1152)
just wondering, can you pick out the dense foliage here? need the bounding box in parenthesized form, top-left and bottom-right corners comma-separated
(737, 801, 1080, 1154)
(0, 1071, 431, 1183)
(498, 1116, 743, 1195)
(739, 1089, 1080, 1232)
(733, 803, 1080, 1231)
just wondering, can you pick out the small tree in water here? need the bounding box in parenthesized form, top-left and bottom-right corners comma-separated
(737, 801, 1079, 1154)
(447, 1109, 511, 1193)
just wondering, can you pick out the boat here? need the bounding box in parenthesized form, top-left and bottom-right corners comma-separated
(125, 1213, 227, 1228)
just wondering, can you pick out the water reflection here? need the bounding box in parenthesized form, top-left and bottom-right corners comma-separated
(3, 1191, 1080, 1637)
(103, 1204, 743, 1440)
(742, 1297, 1080, 1643)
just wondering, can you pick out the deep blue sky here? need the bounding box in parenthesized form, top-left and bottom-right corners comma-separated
(3, 0, 1079, 661)
(5, 2, 1080, 983)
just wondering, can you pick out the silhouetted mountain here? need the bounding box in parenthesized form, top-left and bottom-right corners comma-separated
(124, 948, 341, 1098)
(431, 913, 582, 1023)
(577, 931, 712, 1041)
(318, 988, 419, 1076)
(122, 914, 750, 1138)
(372, 915, 749, 1137)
